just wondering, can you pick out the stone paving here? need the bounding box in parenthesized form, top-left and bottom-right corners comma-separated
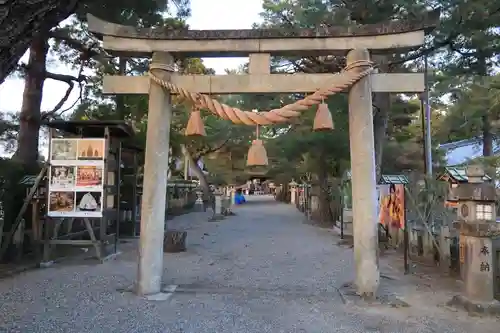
(0, 195, 498, 333)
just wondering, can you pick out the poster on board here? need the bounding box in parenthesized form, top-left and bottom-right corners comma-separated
(50, 166, 76, 189)
(77, 139, 105, 160)
(51, 139, 78, 160)
(47, 138, 105, 218)
(76, 166, 103, 190)
(378, 184, 405, 229)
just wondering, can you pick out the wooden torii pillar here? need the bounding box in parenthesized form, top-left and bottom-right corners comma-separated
(88, 11, 439, 298)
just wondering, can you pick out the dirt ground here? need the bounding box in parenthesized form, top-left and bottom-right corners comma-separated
(0, 196, 498, 333)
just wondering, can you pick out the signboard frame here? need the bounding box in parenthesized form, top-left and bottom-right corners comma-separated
(47, 138, 106, 218)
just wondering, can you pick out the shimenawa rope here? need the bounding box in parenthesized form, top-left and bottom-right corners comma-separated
(148, 60, 374, 126)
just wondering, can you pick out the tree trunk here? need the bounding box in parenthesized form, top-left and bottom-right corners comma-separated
(316, 151, 333, 225)
(0, 0, 79, 84)
(477, 52, 495, 178)
(274, 180, 289, 202)
(180, 144, 214, 210)
(478, 55, 493, 158)
(163, 230, 187, 253)
(482, 115, 493, 157)
(372, 55, 391, 181)
(115, 57, 127, 119)
(476, 52, 492, 158)
(12, 37, 49, 165)
(373, 94, 390, 180)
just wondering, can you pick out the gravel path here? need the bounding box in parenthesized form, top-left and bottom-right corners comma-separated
(0, 195, 498, 332)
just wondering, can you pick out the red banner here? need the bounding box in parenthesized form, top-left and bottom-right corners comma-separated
(378, 184, 405, 229)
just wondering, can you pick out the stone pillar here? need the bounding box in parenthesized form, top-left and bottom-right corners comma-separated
(208, 192, 225, 221)
(463, 235, 495, 302)
(290, 187, 297, 205)
(137, 52, 174, 296)
(440, 226, 451, 269)
(346, 49, 379, 297)
(215, 193, 222, 215)
(311, 195, 319, 215)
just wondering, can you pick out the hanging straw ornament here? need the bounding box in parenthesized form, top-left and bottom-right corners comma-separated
(246, 125, 269, 167)
(313, 98, 334, 131)
(185, 104, 206, 136)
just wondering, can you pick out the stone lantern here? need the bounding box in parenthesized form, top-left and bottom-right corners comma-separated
(447, 165, 500, 312)
(454, 165, 496, 223)
(209, 187, 225, 221)
(194, 188, 204, 212)
(289, 180, 298, 205)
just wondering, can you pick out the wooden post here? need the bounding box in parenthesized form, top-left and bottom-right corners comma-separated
(137, 52, 174, 296)
(403, 185, 410, 274)
(208, 191, 224, 221)
(184, 154, 189, 180)
(346, 49, 380, 298)
(100, 126, 110, 260)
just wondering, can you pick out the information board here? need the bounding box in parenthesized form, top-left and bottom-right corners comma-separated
(47, 138, 105, 218)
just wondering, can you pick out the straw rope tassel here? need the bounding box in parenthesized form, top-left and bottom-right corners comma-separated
(185, 105, 206, 136)
(246, 125, 269, 167)
(313, 98, 334, 131)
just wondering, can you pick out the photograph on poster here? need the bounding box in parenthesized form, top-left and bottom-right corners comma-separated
(75, 192, 102, 212)
(51, 139, 78, 161)
(77, 139, 105, 160)
(50, 166, 75, 188)
(49, 191, 75, 212)
(76, 166, 103, 187)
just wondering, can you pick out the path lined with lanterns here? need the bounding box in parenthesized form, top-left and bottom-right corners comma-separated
(0, 195, 498, 332)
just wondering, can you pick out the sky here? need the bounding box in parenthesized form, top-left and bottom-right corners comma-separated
(0, 0, 263, 114)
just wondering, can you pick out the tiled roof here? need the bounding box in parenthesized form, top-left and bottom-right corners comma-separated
(379, 175, 409, 184)
(18, 175, 40, 185)
(344, 171, 409, 184)
(438, 166, 491, 182)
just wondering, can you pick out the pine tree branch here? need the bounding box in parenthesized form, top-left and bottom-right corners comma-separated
(193, 137, 231, 161)
(44, 70, 84, 84)
(388, 33, 459, 68)
(49, 28, 109, 64)
(41, 64, 86, 120)
(389, 4, 500, 67)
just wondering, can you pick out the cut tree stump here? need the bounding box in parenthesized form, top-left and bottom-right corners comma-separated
(163, 230, 187, 253)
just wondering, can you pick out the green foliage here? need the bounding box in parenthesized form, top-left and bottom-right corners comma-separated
(252, 0, 437, 182)
(80, 0, 191, 25)
(435, 75, 500, 142)
(424, 1, 500, 156)
(0, 159, 41, 235)
(254, 0, 500, 182)
(266, 94, 350, 180)
(8, 0, 500, 189)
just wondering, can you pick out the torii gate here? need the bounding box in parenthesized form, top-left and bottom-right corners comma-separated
(87, 11, 439, 298)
